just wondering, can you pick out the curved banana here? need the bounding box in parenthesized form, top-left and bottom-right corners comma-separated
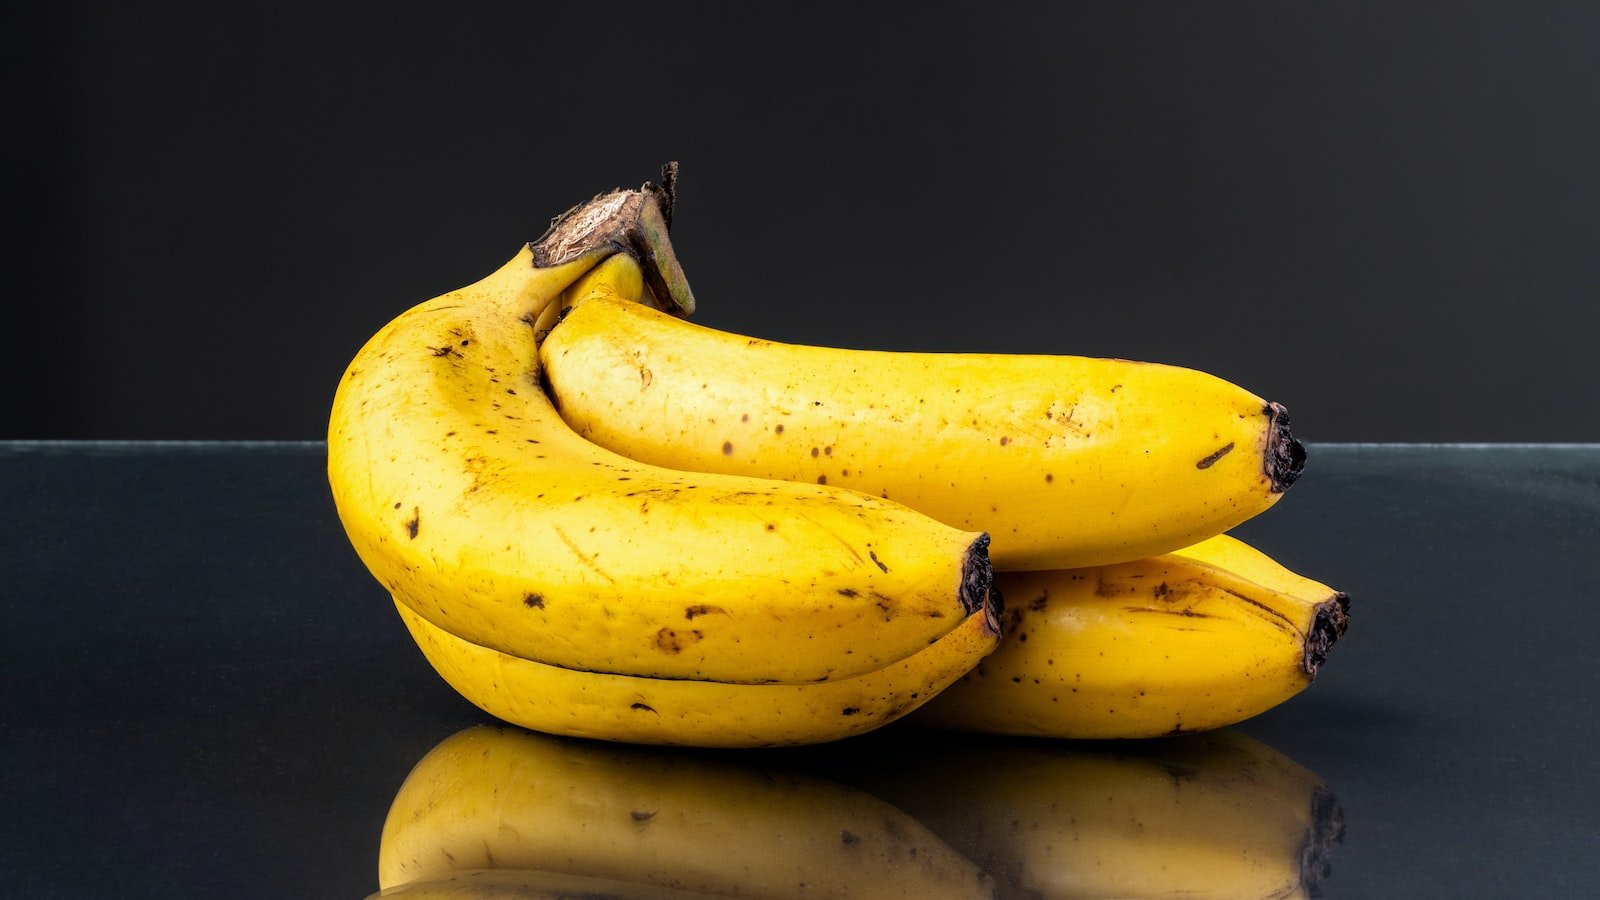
(538, 291, 1306, 571)
(394, 590, 997, 747)
(327, 185, 997, 686)
(376, 724, 999, 898)
(846, 728, 1342, 899)
(910, 533, 1349, 738)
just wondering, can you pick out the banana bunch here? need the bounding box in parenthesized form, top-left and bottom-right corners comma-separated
(372, 724, 999, 898)
(328, 175, 1000, 747)
(329, 164, 1345, 746)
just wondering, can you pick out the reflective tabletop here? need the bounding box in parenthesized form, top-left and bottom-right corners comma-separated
(3, 441, 1597, 898)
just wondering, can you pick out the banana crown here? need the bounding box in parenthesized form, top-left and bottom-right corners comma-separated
(328, 164, 1339, 755)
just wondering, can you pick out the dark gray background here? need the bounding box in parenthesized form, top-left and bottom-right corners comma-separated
(11, 1, 1600, 441)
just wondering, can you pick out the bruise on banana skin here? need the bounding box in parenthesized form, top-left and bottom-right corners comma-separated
(653, 626, 704, 653)
(1196, 442, 1234, 469)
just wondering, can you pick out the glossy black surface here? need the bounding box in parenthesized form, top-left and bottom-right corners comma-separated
(2, 442, 1597, 898)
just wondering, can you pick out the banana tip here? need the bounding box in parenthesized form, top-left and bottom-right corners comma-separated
(960, 534, 1001, 635)
(1304, 592, 1350, 677)
(1266, 402, 1307, 492)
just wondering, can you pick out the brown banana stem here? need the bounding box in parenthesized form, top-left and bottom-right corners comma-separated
(530, 162, 695, 316)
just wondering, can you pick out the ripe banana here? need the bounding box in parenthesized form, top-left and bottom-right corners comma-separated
(376, 724, 1000, 898)
(538, 288, 1306, 571)
(910, 533, 1349, 738)
(844, 728, 1343, 899)
(393, 589, 998, 747)
(326, 183, 998, 692)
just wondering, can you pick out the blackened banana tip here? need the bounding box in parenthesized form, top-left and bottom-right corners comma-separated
(1266, 402, 1308, 492)
(960, 533, 997, 628)
(1303, 592, 1350, 678)
(981, 585, 1005, 637)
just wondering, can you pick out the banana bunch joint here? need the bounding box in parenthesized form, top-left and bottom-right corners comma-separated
(328, 162, 1347, 747)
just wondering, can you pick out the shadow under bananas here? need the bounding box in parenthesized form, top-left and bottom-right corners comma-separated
(368, 723, 1342, 899)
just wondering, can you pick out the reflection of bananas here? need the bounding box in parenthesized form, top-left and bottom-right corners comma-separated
(368, 868, 726, 898)
(845, 728, 1342, 899)
(912, 534, 1350, 738)
(327, 179, 1000, 745)
(376, 724, 999, 898)
(539, 281, 1305, 572)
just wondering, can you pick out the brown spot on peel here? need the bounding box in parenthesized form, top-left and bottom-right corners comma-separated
(653, 627, 703, 653)
(405, 508, 420, 539)
(1196, 442, 1235, 469)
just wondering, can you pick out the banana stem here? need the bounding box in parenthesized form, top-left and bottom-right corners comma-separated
(630, 185, 696, 317)
(531, 162, 696, 317)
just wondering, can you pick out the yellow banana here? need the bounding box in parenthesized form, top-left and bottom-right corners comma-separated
(376, 724, 1000, 898)
(846, 728, 1342, 899)
(394, 590, 997, 747)
(910, 533, 1349, 738)
(326, 182, 998, 688)
(538, 290, 1306, 571)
